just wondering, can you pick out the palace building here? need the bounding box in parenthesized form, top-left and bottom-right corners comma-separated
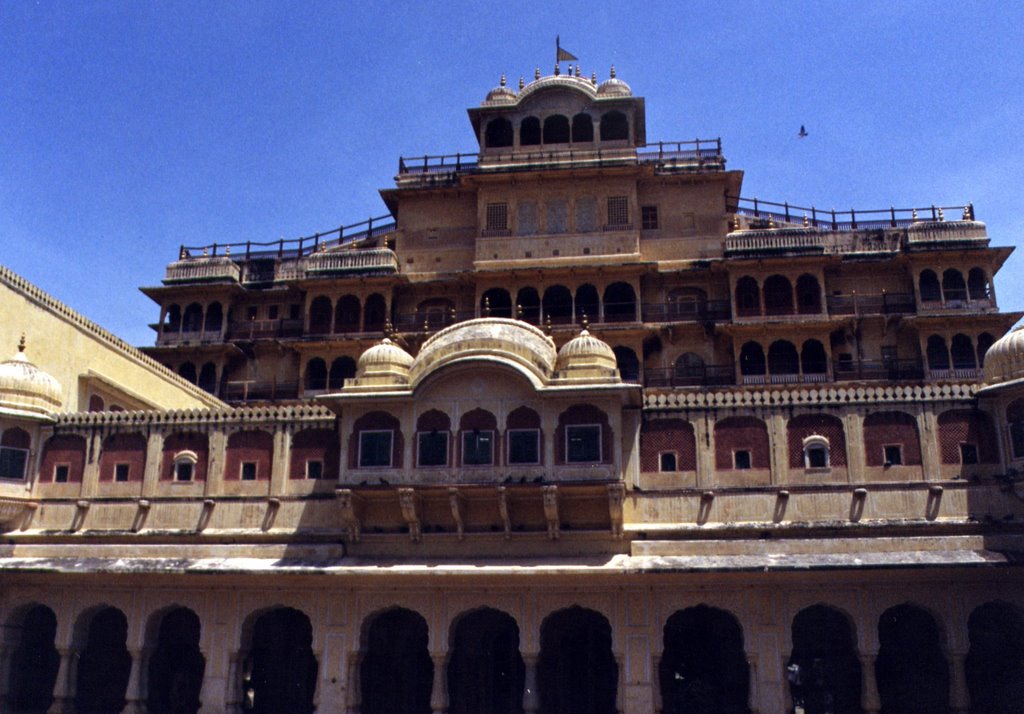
(3, 62, 1024, 714)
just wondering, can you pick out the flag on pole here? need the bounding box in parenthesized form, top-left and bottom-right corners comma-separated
(556, 36, 578, 63)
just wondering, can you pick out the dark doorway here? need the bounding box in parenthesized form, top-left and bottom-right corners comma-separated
(660, 605, 750, 714)
(5, 605, 60, 714)
(875, 604, 949, 714)
(787, 605, 861, 714)
(360, 608, 433, 714)
(966, 601, 1024, 713)
(147, 608, 206, 714)
(243, 608, 317, 714)
(75, 607, 132, 714)
(537, 606, 617, 714)
(448, 608, 525, 714)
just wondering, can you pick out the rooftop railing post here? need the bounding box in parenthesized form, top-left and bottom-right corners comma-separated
(278, 239, 284, 258)
(753, 197, 759, 217)
(298, 237, 304, 255)
(212, 243, 218, 257)
(784, 202, 790, 223)
(851, 209, 857, 229)
(368, 217, 374, 236)
(890, 207, 896, 227)
(245, 242, 251, 260)
(931, 205, 937, 221)
(812, 207, 817, 228)
(831, 209, 837, 231)
(422, 155, 428, 174)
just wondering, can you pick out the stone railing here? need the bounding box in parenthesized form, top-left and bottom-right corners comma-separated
(906, 221, 988, 246)
(163, 257, 240, 284)
(302, 248, 399, 276)
(475, 231, 640, 265)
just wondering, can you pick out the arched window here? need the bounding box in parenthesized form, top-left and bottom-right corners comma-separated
(481, 288, 513, 318)
(763, 275, 794, 315)
(225, 430, 273, 481)
(98, 433, 146, 483)
(667, 288, 708, 319)
(328, 356, 356, 390)
(927, 335, 950, 371)
(305, 358, 328, 391)
(350, 412, 402, 469)
(604, 282, 637, 322)
(574, 284, 600, 324)
(147, 608, 206, 714)
(0, 427, 30, 480)
(660, 606, 750, 714)
(516, 287, 541, 324)
(75, 608, 132, 714)
(801, 339, 829, 375)
(938, 409, 998, 465)
(198, 362, 217, 394)
(768, 340, 799, 376)
(460, 409, 497, 467)
(600, 111, 629, 141)
(966, 601, 1024, 714)
(556, 404, 611, 465)
(796, 274, 822, 314)
(290, 428, 339, 480)
(950, 334, 977, 370)
(1008, 399, 1024, 459)
(803, 435, 831, 469)
(417, 409, 451, 467)
(613, 346, 640, 382)
(539, 607, 617, 714)
(178, 362, 197, 384)
(942, 269, 967, 302)
(335, 295, 361, 333)
(977, 332, 995, 366)
(968, 267, 990, 301)
(571, 113, 594, 142)
(363, 293, 387, 334)
(507, 406, 542, 465)
(876, 604, 949, 714)
(309, 295, 333, 334)
(919, 270, 941, 301)
(863, 412, 922, 467)
(5, 605, 60, 712)
(204, 302, 223, 332)
(542, 285, 573, 325)
(244, 608, 317, 714)
(448, 609, 525, 714)
(641, 419, 697, 473)
(674, 353, 706, 385)
(574, 196, 598, 232)
(740, 342, 766, 376)
(520, 117, 541, 146)
(163, 433, 208, 482)
(714, 417, 769, 470)
(484, 117, 513, 148)
(164, 304, 181, 331)
(788, 605, 862, 714)
(182, 303, 203, 332)
(735, 277, 760, 317)
(543, 114, 570, 144)
(361, 608, 433, 714)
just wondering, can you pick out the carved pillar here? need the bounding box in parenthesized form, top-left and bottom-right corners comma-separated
(142, 430, 164, 498)
(124, 647, 144, 714)
(860, 652, 880, 714)
(844, 412, 865, 484)
(694, 413, 714, 489)
(950, 651, 970, 713)
(346, 652, 362, 714)
(430, 651, 448, 713)
(81, 431, 102, 498)
(917, 408, 942, 481)
(767, 412, 787, 485)
(522, 652, 540, 714)
(270, 424, 290, 496)
(205, 429, 227, 497)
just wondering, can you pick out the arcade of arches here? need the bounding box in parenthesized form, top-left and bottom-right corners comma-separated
(3, 583, 1023, 714)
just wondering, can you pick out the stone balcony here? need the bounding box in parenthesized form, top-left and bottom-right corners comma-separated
(163, 257, 240, 285)
(475, 230, 640, 268)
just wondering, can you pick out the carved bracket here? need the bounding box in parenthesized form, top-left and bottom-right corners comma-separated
(542, 485, 560, 540)
(448, 488, 466, 541)
(607, 483, 625, 539)
(398, 488, 422, 542)
(336, 489, 364, 543)
(497, 486, 512, 539)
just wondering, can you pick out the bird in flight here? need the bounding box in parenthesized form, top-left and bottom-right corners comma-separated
(798, 125, 809, 138)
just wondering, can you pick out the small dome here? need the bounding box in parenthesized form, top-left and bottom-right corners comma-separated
(984, 326, 1024, 386)
(357, 338, 413, 378)
(483, 75, 517, 106)
(596, 66, 632, 97)
(555, 328, 620, 383)
(0, 338, 62, 419)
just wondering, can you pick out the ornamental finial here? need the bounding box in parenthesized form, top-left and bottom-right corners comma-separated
(575, 64, 581, 77)
(581, 313, 589, 330)
(535, 67, 541, 80)
(610, 65, 617, 79)
(519, 76, 525, 90)
(554, 63, 560, 76)
(18, 333, 26, 353)
(591, 72, 597, 84)
(500, 73, 506, 87)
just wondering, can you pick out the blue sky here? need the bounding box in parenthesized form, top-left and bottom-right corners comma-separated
(2, 1, 1023, 346)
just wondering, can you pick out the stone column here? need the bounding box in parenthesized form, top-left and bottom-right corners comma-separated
(142, 431, 164, 498)
(80, 431, 102, 498)
(767, 412, 788, 485)
(270, 424, 290, 496)
(844, 412, 865, 483)
(345, 652, 362, 714)
(430, 651, 448, 713)
(917, 408, 941, 481)
(949, 651, 970, 714)
(51, 645, 76, 713)
(522, 652, 540, 714)
(124, 647, 144, 714)
(694, 413, 714, 489)
(205, 430, 227, 497)
(860, 652, 880, 713)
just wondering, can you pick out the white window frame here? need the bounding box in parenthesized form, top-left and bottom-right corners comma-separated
(305, 458, 325, 480)
(659, 451, 678, 472)
(114, 462, 131, 483)
(240, 461, 258, 481)
(173, 450, 198, 482)
(462, 429, 495, 467)
(417, 430, 450, 468)
(566, 423, 602, 464)
(53, 462, 71, 483)
(0, 445, 29, 480)
(507, 428, 541, 465)
(358, 430, 394, 469)
(803, 434, 831, 470)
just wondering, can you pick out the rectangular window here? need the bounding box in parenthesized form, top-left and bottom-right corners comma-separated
(245, 306, 258, 320)
(486, 202, 508, 232)
(508, 429, 540, 465)
(607, 196, 629, 227)
(883, 444, 903, 466)
(546, 200, 568, 234)
(114, 463, 131, 482)
(289, 304, 302, 320)
(0, 447, 28, 480)
(659, 452, 677, 472)
(358, 431, 393, 468)
(240, 461, 258, 481)
(734, 450, 752, 470)
(418, 431, 449, 467)
(641, 205, 659, 230)
(54, 463, 70, 483)
(306, 459, 324, 480)
(960, 443, 979, 465)
(462, 430, 494, 466)
(174, 461, 194, 482)
(566, 425, 601, 464)
(268, 305, 279, 320)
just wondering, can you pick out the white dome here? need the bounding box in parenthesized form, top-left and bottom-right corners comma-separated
(555, 328, 619, 383)
(0, 340, 62, 419)
(483, 75, 517, 106)
(356, 338, 413, 379)
(984, 326, 1024, 386)
(596, 66, 632, 97)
